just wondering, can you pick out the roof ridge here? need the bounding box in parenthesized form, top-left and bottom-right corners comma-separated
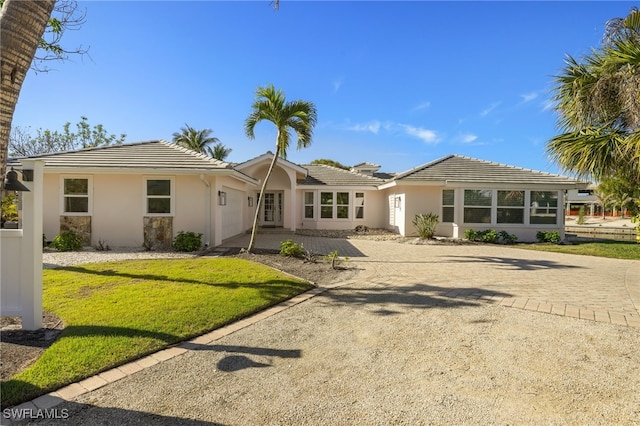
(303, 163, 385, 182)
(15, 139, 162, 160)
(392, 154, 455, 180)
(161, 140, 229, 168)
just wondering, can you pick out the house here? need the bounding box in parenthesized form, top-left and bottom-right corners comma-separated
(6, 140, 586, 247)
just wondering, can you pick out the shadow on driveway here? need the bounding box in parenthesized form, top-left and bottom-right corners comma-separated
(442, 255, 585, 271)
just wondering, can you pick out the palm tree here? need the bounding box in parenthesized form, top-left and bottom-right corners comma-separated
(1, 0, 56, 188)
(211, 142, 232, 161)
(244, 84, 317, 252)
(172, 125, 220, 156)
(547, 8, 640, 182)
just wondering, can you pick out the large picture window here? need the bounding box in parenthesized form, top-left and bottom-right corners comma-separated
(442, 189, 454, 223)
(497, 190, 524, 224)
(145, 178, 173, 215)
(316, 191, 353, 220)
(463, 190, 492, 223)
(336, 192, 349, 219)
(63, 177, 91, 214)
(320, 192, 333, 219)
(530, 191, 558, 224)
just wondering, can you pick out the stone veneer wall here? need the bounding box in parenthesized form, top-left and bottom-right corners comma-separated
(60, 216, 92, 245)
(143, 217, 173, 251)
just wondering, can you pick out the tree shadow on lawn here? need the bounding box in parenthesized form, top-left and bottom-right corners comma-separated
(442, 255, 585, 271)
(320, 282, 512, 315)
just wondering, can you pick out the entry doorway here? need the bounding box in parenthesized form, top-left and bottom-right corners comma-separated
(260, 192, 283, 227)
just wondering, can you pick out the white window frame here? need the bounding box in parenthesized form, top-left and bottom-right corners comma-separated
(354, 192, 365, 220)
(60, 175, 92, 216)
(496, 190, 525, 225)
(304, 191, 315, 219)
(442, 189, 455, 223)
(463, 189, 493, 224)
(143, 176, 175, 216)
(530, 190, 559, 225)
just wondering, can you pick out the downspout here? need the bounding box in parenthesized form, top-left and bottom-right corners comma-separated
(199, 174, 211, 248)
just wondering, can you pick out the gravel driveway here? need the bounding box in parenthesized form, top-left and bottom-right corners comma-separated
(18, 241, 640, 425)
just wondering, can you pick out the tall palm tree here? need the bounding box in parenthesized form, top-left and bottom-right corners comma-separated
(211, 142, 232, 161)
(1, 0, 56, 188)
(547, 8, 640, 183)
(172, 124, 220, 156)
(244, 84, 317, 252)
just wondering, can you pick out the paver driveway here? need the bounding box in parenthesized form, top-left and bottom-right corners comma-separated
(12, 237, 640, 425)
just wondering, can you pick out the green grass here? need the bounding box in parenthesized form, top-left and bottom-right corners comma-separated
(514, 240, 640, 260)
(1, 258, 313, 408)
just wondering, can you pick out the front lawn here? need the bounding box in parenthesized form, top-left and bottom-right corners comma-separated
(515, 240, 640, 260)
(1, 258, 313, 408)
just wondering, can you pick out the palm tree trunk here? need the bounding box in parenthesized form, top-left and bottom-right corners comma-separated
(247, 138, 281, 253)
(0, 0, 55, 184)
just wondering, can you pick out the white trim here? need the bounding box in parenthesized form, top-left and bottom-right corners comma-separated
(143, 176, 175, 217)
(59, 175, 93, 216)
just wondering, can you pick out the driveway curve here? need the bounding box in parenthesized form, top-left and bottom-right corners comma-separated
(19, 240, 640, 425)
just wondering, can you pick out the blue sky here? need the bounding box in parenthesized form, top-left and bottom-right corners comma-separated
(12, 1, 636, 175)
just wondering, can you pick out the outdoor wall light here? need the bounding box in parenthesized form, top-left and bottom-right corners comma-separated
(248, 196, 253, 207)
(218, 191, 227, 206)
(3, 168, 30, 192)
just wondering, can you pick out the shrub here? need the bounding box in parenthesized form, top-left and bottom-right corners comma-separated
(536, 231, 562, 243)
(577, 206, 585, 225)
(464, 229, 478, 241)
(280, 239, 304, 257)
(498, 230, 518, 244)
(1, 192, 19, 224)
(51, 230, 83, 252)
(412, 213, 439, 239)
(479, 229, 498, 243)
(173, 231, 202, 252)
(324, 250, 349, 270)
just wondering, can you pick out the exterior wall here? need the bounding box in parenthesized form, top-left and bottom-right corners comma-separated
(296, 188, 385, 231)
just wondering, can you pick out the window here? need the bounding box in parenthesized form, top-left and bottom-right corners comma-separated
(463, 190, 492, 223)
(442, 190, 454, 223)
(318, 191, 351, 219)
(497, 190, 524, 224)
(530, 191, 558, 224)
(62, 177, 91, 214)
(145, 178, 173, 215)
(355, 192, 364, 219)
(337, 192, 349, 219)
(304, 192, 314, 219)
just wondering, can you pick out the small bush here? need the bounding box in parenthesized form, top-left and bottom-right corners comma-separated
(280, 239, 304, 257)
(412, 213, 439, 239)
(479, 229, 498, 243)
(51, 230, 83, 252)
(173, 231, 202, 252)
(498, 230, 518, 244)
(324, 250, 349, 270)
(577, 206, 585, 225)
(536, 231, 562, 243)
(464, 229, 478, 241)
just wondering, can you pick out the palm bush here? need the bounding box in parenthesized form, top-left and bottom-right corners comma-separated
(412, 213, 439, 239)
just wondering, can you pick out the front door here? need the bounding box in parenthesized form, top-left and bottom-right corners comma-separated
(261, 192, 283, 227)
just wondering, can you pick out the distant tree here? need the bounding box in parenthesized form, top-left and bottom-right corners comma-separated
(9, 117, 126, 156)
(547, 7, 640, 183)
(244, 84, 317, 253)
(597, 176, 639, 217)
(172, 125, 221, 157)
(211, 142, 232, 161)
(594, 187, 614, 219)
(310, 158, 350, 170)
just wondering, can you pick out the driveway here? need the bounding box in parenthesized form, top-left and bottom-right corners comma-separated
(13, 239, 640, 425)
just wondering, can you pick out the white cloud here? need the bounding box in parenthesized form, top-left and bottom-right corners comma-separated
(520, 92, 539, 103)
(332, 77, 344, 93)
(400, 124, 439, 144)
(412, 101, 431, 111)
(541, 99, 555, 111)
(347, 120, 382, 134)
(480, 102, 500, 117)
(459, 133, 478, 144)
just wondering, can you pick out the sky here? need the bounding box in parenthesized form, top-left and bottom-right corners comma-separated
(11, 1, 637, 175)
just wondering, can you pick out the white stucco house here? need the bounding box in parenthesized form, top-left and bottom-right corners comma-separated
(7, 140, 586, 248)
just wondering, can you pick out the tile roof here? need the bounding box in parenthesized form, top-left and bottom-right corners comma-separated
(13, 140, 232, 171)
(391, 155, 582, 185)
(298, 164, 386, 186)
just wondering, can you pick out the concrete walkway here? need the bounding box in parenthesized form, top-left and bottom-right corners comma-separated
(5, 235, 640, 424)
